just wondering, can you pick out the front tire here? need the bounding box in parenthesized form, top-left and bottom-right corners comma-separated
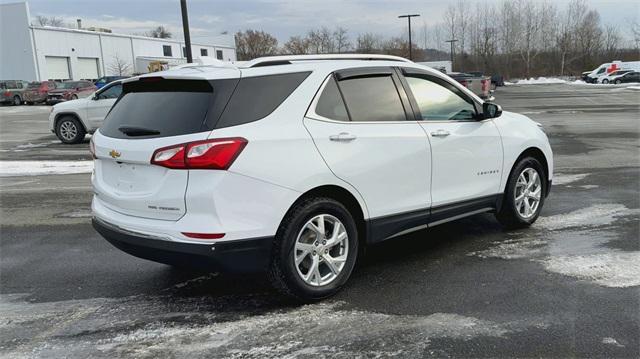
(55, 116, 86, 144)
(268, 197, 359, 301)
(496, 157, 546, 229)
(602, 79, 609, 84)
(13, 96, 21, 106)
(614, 79, 622, 84)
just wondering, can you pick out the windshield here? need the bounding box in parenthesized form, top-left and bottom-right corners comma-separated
(59, 82, 82, 89)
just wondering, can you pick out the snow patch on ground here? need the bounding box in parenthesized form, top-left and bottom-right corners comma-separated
(469, 204, 640, 288)
(536, 204, 638, 231)
(515, 77, 567, 85)
(469, 237, 548, 260)
(578, 185, 599, 189)
(100, 307, 513, 357)
(0, 161, 93, 177)
(541, 252, 640, 288)
(602, 337, 625, 347)
(627, 85, 640, 90)
(552, 173, 589, 185)
(0, 294, 524, 358)
(11, 141, 59, 151)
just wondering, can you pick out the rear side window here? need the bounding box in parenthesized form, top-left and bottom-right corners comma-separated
(214, 72, 310, 129)
(315, 77, 348, 121)
(338, 76, 406, 122)
(101, 79, 237, 139)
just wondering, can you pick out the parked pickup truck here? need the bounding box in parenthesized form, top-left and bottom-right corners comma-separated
(447, 72, 492, 99)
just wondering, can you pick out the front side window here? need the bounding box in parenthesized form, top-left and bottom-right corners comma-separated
(98, 84, 122, 99)
(315, 77, 349, 121)
(405, 76, 476, 121)
(163, 45, 172, 57)
(338, 76, 406, 122)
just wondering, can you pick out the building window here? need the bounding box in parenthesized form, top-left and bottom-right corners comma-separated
(201, 48, 208, 56)
(216, 50, 223, 60)
(163, 45, 172, 57)
(182, 46, 186, 57)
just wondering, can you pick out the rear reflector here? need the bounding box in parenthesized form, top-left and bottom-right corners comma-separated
(181, 232, 225, 240)
(151, 137, 247, 170)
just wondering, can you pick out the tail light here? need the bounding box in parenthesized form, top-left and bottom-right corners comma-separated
(3, 91, 10, 97)
(151, 137, 247, 170)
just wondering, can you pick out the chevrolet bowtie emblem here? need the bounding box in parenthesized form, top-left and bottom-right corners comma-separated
(109, 150, 121, 159)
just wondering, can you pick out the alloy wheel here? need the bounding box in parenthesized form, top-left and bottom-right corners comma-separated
(59, 121, 78, 141)
(294, 214, 349, 287)
(514, 167, 542, 219)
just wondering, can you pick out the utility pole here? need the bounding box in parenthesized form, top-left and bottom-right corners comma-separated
(398, 14, 420, 61)
(445, 39, 458, 71)
(180, 0, 193, 63)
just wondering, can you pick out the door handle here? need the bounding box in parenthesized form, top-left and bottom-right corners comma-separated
(430, 129, 450, 137)
(329, 132, 357, 142)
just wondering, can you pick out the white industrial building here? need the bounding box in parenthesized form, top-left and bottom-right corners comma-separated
(0, 1, 237, 82)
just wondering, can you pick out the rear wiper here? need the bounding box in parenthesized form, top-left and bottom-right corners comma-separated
(118, 126, 160, 136)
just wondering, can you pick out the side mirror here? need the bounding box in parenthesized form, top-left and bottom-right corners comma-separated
(482, 102, 502, 119)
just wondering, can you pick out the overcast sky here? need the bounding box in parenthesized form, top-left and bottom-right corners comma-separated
(9, 0, 640, 43)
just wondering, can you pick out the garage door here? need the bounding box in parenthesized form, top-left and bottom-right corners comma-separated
(45, 56, 70, 80)
(77, 57, 100, 80)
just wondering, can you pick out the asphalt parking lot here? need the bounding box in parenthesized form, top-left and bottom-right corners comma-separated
(1, 83, 639, 358)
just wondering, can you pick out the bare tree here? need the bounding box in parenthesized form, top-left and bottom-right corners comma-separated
(307, 27, 335, 54)
(556, 0, 587, 75)
(356, 33, 381, 53)
(235, 30, 278, 60)
(146, 26, 172, 39)
(108, 54, 132, 76)
(35, 15, 64, 27)
(631, 19, 640, 50)
(517, 0, 544, 78)
(576, 10, 603, 69)
(283, 36, 310, 55)
(603, 25, 621, 59)
(333, 27, 351, 53)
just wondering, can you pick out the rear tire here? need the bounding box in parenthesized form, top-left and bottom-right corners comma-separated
(602, 79, 609, 84)
(268, 197, 359, 301)
(71, 94, 78, 100)
(614, 79, 622, 84)
(496, 157, 546, 229)
(13, 96, 21, 106)
(55, 116, 86, 144)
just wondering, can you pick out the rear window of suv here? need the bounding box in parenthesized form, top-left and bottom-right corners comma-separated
(100, 72, 310, 139)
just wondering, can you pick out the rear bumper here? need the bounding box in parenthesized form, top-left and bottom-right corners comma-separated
(92, 217, 272, 273)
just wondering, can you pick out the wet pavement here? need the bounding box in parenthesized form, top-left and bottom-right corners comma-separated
(1, 83, 639, 358)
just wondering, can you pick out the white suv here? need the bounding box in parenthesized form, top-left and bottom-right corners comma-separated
(91, 55, 553, 300)
(49, 80, 123, 144)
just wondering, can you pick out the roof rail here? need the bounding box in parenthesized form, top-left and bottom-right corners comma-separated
(242, 54, 412, 68)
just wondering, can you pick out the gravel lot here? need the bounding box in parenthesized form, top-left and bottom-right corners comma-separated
(1, 83, 639, 358)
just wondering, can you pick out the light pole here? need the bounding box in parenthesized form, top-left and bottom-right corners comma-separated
(180, 0, 193, 63)
(398, 14, 420, 60)
(445, 39, 458, 71)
